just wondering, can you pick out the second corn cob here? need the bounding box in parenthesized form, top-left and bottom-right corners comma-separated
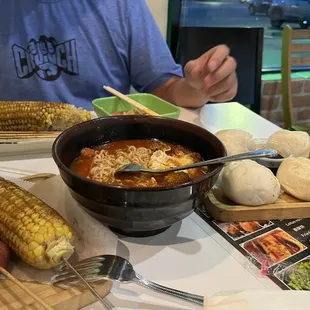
(0, 101, 91, 131)
(0, 177, 74, 269)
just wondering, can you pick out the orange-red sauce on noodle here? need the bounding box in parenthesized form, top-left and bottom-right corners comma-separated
(71, 139, 206, 187)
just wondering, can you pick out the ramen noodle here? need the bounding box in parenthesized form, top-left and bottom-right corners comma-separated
(71, 139, 206, 187)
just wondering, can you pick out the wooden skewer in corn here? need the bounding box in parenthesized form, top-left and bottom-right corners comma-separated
(0, 266, 53, 310)
(0, 137, 56, 140)
(0, 131, 61, 140)
(0, 177, 109, 308)
(0, 135, 56, 142)
(0, 131, 61, 135)
(103, 86, 160, 116)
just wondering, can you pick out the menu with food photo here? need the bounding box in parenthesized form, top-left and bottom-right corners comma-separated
(275, 255, 310, 291)
(197, 207, 310, 291)
(214, 220, 274, 241)
(241, 228, 306, 266)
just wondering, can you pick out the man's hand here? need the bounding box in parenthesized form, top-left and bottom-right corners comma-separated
(152, 44, 238, 108)
(184, 45, 238, 103)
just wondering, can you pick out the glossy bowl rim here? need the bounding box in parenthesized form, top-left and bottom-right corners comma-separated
(52, 115, 226, 192)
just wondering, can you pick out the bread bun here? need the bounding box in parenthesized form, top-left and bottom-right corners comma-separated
(220, 160, 281, 206)
(277, 157, 310, 201)
(267, 130, 310, 158)
(216, 129, 253, 156)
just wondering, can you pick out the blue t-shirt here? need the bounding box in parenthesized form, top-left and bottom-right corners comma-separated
(0, 0, 183, 110)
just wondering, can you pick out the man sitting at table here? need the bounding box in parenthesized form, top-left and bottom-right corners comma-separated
(0, 0, 238, 110)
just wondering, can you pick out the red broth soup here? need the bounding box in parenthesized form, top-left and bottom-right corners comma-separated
(71, 139, 207, 188)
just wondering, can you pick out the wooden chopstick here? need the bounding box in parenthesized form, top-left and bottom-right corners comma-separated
(0, 266, 53, 310)
(0, 131, 61, 140)
(0, 131, 60, 136)
(103, 86, 160, 116)
(0, 136, 57, 140)
(0, 131, 61, 134)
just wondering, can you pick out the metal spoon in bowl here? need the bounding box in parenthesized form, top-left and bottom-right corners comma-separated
(115, 149, 278, 176)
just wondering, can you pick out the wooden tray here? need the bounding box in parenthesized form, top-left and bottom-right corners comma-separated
(0, 174, 112, 309)
(0, 280, 112, 310)
(205, 187, 310, 222)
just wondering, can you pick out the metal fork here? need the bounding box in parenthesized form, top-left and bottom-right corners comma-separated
(53, 255, 204, 306)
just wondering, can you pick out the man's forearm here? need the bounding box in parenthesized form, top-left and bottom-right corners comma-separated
(151, 76, 208, 108)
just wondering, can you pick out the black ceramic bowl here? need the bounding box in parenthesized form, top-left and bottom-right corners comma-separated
(52, 116, 226, 237)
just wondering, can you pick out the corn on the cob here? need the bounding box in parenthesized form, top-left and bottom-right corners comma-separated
(0, 177, 74, 269)
(0, 101, 91, 131)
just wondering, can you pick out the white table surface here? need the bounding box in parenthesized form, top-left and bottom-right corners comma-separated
(0, 102, 282, 309)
